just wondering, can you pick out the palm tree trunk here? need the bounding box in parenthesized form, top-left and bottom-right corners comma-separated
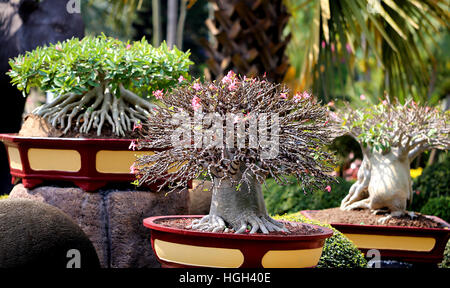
(167, 0, 178, 48)
(152, 0, 161, 47)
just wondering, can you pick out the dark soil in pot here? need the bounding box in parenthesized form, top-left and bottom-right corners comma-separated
(156, 217, 325, 236)
(307, 207, 446, 228)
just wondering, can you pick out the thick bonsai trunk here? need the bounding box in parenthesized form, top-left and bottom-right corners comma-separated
(190, 170, 287, 234)
(340, 148, 415, 223)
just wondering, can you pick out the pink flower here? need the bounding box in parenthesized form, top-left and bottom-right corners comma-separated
(325, 185, 332, 193)
(321, 40, 326, 49)
(178, 75, 185, 83)
(133, 121, 142, 131)
(327, 101, 335, 107)
(302, 91, 311, 99)
(331, 43, 335, 52)
(192, 96, 201, 111)
(193, 83, 202, 91)
(280, 92, 288, 99)
(324, 120, 329, 126)
(360, 94, 366, 101)
(126, 44, 132, 50)
(346, 43, 352, 54)
(293, 92, 302, 102)
(382, 100, 388, 105)
(228, 81, 238, 91)
(129, 140, 137, 151)
(55, 45, 62, 51)
(208, 84, 217, 91)
(222, 70, 236, 84)
(130, 163, 137, 174)
(153, 89, 164, 100)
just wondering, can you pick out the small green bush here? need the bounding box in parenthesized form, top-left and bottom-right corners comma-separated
(276, 213, 367, 268)
(411, 153, 449, 213)
(419, 196, 450, 223)
(439, 240, 450, 268)
(263, 177, 353, 215)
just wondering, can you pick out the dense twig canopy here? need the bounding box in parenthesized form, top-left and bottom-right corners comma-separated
(340, 96, 450, 159)
(134, 72, 338, 192)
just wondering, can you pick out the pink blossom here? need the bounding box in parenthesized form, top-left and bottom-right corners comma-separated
(130, 163, 137, 174)
(228, 81, 238, 91)
(129, 140, 137, 151)
(208, 84, 217, 91)
(192, 96, 201, 111)
(327, 101, 335, 107)
(382, 100, 388, 105)
(324, 120, 329, 126)
(360, 94, 366, 101)
(55, 45, 62, 51)
(178, 75, 185, 83)
(193, 83, 202, 91)
(321, 40, 326, 49)
(280, 92, 288, 99)
(302, 91, 311, 99)
(346, 43, 352, 54)
(222, 70, 236, 84)
(325, 185, 332, 193)
(153, 89, 164, 100)
(126, 44, 132, 50)
(293, 92, 302, 102)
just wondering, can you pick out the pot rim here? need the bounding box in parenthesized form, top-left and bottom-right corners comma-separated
(143, 215, 334, 241)
(301, 210, 450, 233)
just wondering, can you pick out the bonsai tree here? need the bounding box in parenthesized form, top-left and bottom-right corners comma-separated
(7, 35, 193, 137)
(133, 71, 338, 234)
(339, 97, 450, 223)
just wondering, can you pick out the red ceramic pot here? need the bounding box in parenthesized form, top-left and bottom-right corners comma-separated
(143, 215, 333, 268)
(301, 210, 450, 266)
(0, 133, 188, 192)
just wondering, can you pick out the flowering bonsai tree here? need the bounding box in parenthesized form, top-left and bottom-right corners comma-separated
(133, 71, 338, 234)
(7, 35, 192, 137)
(339, 97, 449, 223)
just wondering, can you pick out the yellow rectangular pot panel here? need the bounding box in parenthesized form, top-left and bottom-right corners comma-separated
(261, 247, 324, 268)
(96, 150, 185, 174)
(96, 150, 152, 174)
(7, 147, 22, 171)
(28, 148, 81, 172)
(154, 239, 244, 268)
(345, 234, 436, 252)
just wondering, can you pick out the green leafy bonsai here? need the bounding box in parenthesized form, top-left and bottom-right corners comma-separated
(339, 97, 449, 223)
(7, 35, 193, 137)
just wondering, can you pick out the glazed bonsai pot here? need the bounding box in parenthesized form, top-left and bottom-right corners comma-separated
(143, 215, 333, 268)
(301, 210, 450, 265)
(0, 133, 184, 192)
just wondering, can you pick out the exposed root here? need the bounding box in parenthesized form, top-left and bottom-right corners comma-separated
(188, 214, 288, 234)
(32, 84, 157, 136)
(378, 210, 417, 224)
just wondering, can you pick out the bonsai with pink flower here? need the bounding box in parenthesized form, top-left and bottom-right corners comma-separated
(133, 71, 339, 234)
(339, 96, 449, 223)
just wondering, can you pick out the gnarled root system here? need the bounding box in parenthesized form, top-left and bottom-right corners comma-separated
(33, 85, 156, 136)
